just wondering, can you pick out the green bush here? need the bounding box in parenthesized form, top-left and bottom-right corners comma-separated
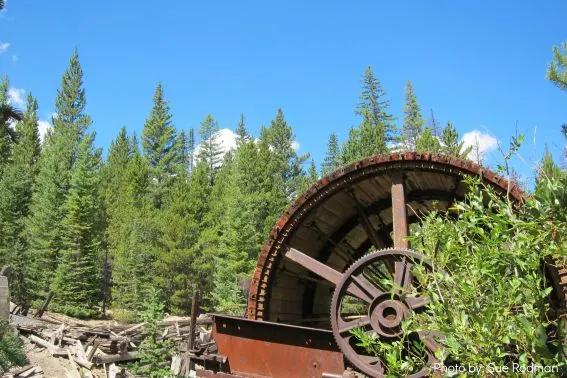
(352, 177, 566, 377)
(0, 320, 27, 374)
(130, 287, 173, 378)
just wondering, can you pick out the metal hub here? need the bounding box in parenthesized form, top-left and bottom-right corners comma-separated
(369, 293, 408, 338)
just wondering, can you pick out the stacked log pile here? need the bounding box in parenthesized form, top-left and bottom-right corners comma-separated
(7, 312, 214, 378)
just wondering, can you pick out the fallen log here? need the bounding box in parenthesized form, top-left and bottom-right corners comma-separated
(92, 351, 139, 365)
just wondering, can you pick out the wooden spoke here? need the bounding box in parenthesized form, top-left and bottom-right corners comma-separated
(351, 273, 383, 299)
(338, 316, 371, 335)
(350, 192, 385, 249)
(393, 259, 413, 292)
(285, 247, 371, 302)
(406, 296, 430, 310)
(391, 172, 408, 249)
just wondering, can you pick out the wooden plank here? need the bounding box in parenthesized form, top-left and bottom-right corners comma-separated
(67, 349, 81, 378)
(92, 351, 139, 365)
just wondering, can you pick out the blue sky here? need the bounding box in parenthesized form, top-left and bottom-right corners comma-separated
(1, 1, 565, 185)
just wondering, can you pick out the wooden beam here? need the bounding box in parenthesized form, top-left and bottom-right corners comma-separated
(391, 172, 408, 249)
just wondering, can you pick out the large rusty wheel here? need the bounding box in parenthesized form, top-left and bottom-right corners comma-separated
(246, 153, 566, 375)
(330, 249, 442, 377)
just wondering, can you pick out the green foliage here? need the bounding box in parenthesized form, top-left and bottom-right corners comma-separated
(355, 66, 396, 143)
(321, 132, 341, 175)
(441, 121, 472, 158)
(110, 152, 155, 320)
(547, 41, 567, 90)
(197, 114, 223, 182)
(142, 83, 178, 208)
(0, 77, 19, 172)
(351, 323, 428, 377)
(343, 66, 394, 163)
(405, 178, 566, 373)
(235, 113, 251, 145)
(401, 81, 425, 150)
(261, 109, 309, 199)
(415, 126, 441, 152)
(130, 287, 173, 378)
(0, 93, 41, 305)
(0, 320, 27, 374)
(26, 50, 92, 302)
(51, 134, 102, 317)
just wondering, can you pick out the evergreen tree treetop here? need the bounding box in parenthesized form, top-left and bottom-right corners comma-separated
(197, 114, 223, 177)
(321, 132, 340, 175)
(142, 83, 176, 174)
(401, 80, 425, 150)
(547, 41, 567, 90)
(355, 66, 395, 143)
(235, 113, 251, 145)
(53, 49, 91, 138)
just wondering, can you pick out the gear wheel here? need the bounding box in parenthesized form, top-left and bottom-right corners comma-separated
(330, 248, 442, 378)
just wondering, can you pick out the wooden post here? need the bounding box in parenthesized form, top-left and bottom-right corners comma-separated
(186, 289, 200, 376)
(35, 291, 53, 318)
(188, 290, 199, 351)
(0, 276, 9, 320)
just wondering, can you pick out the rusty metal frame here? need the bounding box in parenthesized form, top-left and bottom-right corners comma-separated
(247, 152, 525, 321)
(207, 314, 345, 377)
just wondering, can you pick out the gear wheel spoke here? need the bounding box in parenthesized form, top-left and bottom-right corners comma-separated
(331, 248, 440, 378)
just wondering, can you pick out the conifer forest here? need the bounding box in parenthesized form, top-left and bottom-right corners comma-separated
(0, 51, 485, 319)
(0, 14, 566, 374)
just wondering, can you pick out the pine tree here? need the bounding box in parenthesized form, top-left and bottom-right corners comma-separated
(0, 77, 19, 174)
(355, 66, 395, 143)
(197, 114, 223, 181)
(308, 158, 317, 182)
(235, 113, 250, 145)
(428, 109, 441, 138)
(358, 108, 387, 156)
(211, 138, 275, 313)
(26, 50, 92, 301)
(321, 133, 340, 175)
(142, 83, 177, 208)
(537, 147, 563, 182)
(341, 127, 360, 164)
(51, 134, 102, 317)
(102, 127, 135, 207)
(262, 109, 309, 199)
(547, 41, 567, 90)
(110, 151, 155, 319)
(188, 128, 195, 172)
(401, 81, 425, 150)
(342, 67, 394, 162)
(0, 93, 41, 304)
(174, 130, 189, 175)
(441, 121, 472, 158)
(416, 126, 441, 152)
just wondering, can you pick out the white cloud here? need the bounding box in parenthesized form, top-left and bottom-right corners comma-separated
(193, 128, 237, 164)
(291, 141, 300, 150)
(37, 120, 51, 142)
(11, 54, 17, 62)
(0, 42, 10, 54)
(461, 130, 498, 163)
(194, 128, 301, 165)
(7, 87, 25, 107)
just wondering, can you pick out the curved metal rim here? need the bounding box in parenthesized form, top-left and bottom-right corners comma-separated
(246, 152, 526, 320)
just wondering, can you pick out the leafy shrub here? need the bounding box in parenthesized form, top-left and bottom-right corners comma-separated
(0, 320, 27, 374)
(130, 287, 173, 378)
(352, 177, 566, 376)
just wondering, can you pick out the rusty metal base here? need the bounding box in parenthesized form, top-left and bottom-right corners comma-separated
(199, 314, 345, 378)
